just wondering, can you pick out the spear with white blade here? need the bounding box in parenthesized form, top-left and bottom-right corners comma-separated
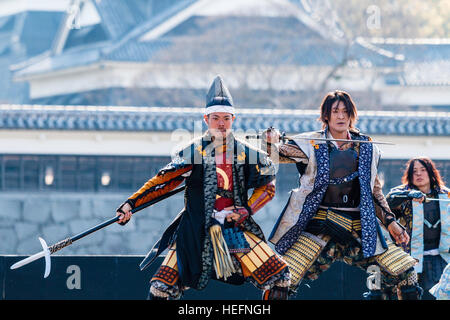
(10, 185, 186, 278)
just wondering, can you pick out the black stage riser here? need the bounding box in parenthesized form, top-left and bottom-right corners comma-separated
(1, 256, 369, 300)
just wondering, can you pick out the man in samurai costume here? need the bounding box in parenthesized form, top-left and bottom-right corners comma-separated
(116, 75, 290, 300)
(383, 157, 449, 299)
(263, 90, 422, 300)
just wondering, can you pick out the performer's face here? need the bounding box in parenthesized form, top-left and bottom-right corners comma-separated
(412, 160, 431, 191)
(327, 101, 351, 135)
(204, 112, 235, 139)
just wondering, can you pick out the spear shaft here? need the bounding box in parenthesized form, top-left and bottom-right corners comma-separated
(10, 185, 186, 274)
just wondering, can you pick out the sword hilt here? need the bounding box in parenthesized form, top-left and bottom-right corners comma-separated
(48, 238, 73, 254)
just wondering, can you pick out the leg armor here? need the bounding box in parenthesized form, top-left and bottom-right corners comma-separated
(374, 241, 418, 276)
(282, 232, 330, 291)
(370, 241, 422, 300)
(396, 269, 423, 300)
(148, 244, 184, 300)
(147, 285, 170, 300)
(235, 232, 290, 290)
(262, 285, 289, 300)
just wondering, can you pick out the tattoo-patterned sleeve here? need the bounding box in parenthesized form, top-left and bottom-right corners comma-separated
(266, 140, 308, 164)
(247, 180, 276, 214)
(126, 160, 192, 209)
(372, 175, 396, 226)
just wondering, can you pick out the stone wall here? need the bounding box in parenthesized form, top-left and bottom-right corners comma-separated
(0, 190, 292, 256)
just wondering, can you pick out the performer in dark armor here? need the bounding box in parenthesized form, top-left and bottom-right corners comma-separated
(263, 90, 422, 300)
(116, 75, 290, 300)
(383, 157, 449, 299)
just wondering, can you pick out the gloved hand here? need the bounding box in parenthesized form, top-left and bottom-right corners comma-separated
(263, 127, 281, 144)
(225, 207, 250, 227)
(408, 190, 426, 203)
(116, 202, 133, 225)
(408, 190, 424, 199)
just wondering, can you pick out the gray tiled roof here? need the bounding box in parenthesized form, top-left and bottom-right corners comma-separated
(11, 3, 448, 88)
(64, 24, 109, 50)
(18, 11, 65, 56)
(374, 42, 450, 63)
(0, 11, 64, 59)
(93, 0, 189, 39)
(13, 0, 197, 78)
(0, 11, 65, 103)
(94, 0, 146, 39)
(104, 39, 172, 61)
(0, 104, 448, 136)
(97, 15, 399, 68)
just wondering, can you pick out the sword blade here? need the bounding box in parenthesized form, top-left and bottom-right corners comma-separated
(289, 135, 395, 145)
(426, 198, 450, 203)
(245, 133, 395, 145)
(392, 195, 450, 202)
(10, 250, 46, 270)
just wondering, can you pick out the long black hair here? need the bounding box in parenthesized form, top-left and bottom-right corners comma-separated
(401, 157, 445, 191)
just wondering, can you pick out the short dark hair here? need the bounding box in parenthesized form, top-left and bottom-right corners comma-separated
(401, 157, 445, 191)
(318, 90, 358, 129)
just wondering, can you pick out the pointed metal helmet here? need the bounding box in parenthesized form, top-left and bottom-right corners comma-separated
(204, 75, 235, 115)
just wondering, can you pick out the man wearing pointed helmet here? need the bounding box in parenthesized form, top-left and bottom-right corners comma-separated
(115, 75, 290, 300)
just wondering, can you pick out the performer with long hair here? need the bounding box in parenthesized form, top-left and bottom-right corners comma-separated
(115, 75, 290, 300)
(384, 157, 449, 299)
(263, 90, 422, 299)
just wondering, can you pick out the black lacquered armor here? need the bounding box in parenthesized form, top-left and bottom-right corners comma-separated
(322, 146, 360, 208)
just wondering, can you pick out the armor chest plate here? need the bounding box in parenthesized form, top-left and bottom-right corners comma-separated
(322, 146, 360, 208)
(423, 198, 441, 251)
(329, 147, 358, 178)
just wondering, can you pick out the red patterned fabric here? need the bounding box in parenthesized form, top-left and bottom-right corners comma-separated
(151, 246, 179, 286)
(152, 265, 179, 286)
(214, 151, 234, 210)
